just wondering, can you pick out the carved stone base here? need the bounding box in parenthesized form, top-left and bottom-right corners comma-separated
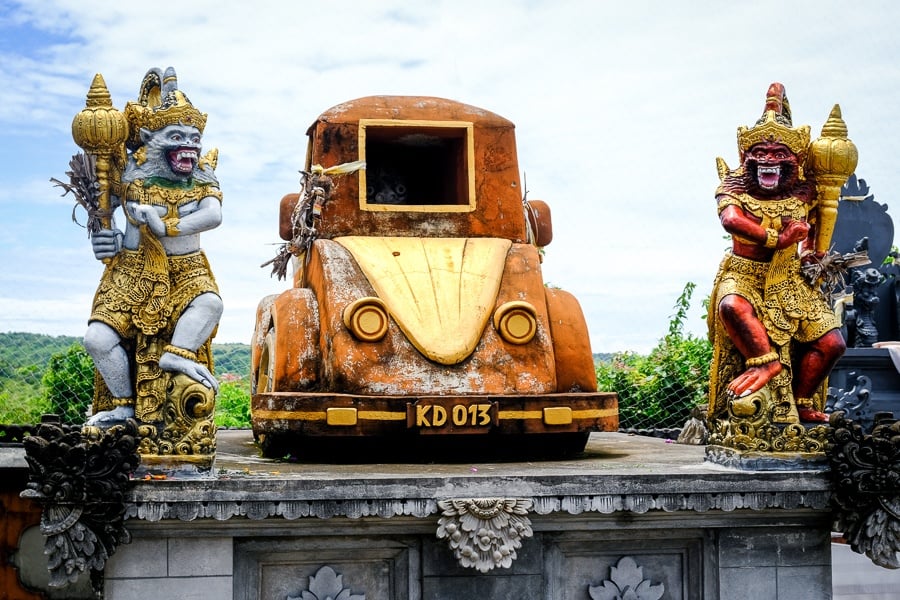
(20, 418, 139, 592)
(705, 445, 829, 471)
(436, 498, 534, 572)
(132, 373, 217, 475)
(136, 453, 215, 479)
(828, 410, 900, 568)
(708, 385, 829, 453)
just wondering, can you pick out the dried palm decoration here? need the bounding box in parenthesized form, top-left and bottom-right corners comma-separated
(802, 248, 870, 296)
(50, 152, 111, 236)
(262, 160, 365, 280)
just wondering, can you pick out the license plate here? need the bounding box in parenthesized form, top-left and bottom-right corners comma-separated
(407, 400, 498, 433)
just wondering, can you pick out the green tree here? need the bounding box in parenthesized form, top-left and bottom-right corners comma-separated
(42, 343, 95, 425)
(0, 333, 254, 426)
(0, 388, 50, 425)
(596, 282, 712, 431)
(214, 378, 251, 428)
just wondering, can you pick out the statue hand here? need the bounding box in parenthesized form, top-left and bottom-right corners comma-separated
(91, 229, 123, 260)
(129, 204, 166, 237)
(779, 220, 810, 247)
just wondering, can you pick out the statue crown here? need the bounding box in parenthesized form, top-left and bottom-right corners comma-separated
(736, 82, 810, 159)
(124, 67, 207, 149)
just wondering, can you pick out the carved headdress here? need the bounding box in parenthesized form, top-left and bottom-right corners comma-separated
(124, 67, 207, 150)
(737, 83, 811, 164)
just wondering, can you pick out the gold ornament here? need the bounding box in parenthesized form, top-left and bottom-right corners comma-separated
(124, 68, 207, 150)
(71, 74, 128, 234)
(806, 105, 859, 254)
(737, 111, 811, 160)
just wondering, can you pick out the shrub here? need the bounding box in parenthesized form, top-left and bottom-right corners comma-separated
(42, 343, 95, 425)
(596, 282, 712, 430)
(215, 377, 251, 428)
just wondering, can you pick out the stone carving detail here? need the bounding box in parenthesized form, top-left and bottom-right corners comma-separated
(827, 371, 872, 429)
(20, 418, 139, 591)
(122, 489, 831, 523)
(0, 422, 80, 445)
(436, 498, 534, 572)
(588, 556, 665, 600)
(828, 410, 900, 568)
(850, 267, 885, 347)
(287, 565, 365, 600)
(707, 385, 830, 452)
(131, 373, 217, 459)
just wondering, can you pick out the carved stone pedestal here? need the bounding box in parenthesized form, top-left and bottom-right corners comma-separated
(705, 445, 829, 472)
(92, 431, 834, 599)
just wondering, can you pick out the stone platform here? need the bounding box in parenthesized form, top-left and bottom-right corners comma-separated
(95, 431, 835, 599)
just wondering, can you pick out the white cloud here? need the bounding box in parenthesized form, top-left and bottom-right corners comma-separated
(2, 0, 900, 353)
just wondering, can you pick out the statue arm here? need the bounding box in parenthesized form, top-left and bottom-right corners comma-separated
(90, 192, 125, 260)
(126, 193, 222, 239)
(720, 204, 766, 243)
(91, 228, 124, 260)
(799, 207, 820, 257)
(168, 194, 222, 237)
(127, 202, 166, 237)
(719, 204, 809, 250)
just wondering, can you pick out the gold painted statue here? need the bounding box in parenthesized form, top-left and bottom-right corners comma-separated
(65, 67, 222, 468)
(707, 82, 857, 452)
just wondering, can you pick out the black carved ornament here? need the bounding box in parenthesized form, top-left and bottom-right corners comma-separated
(827, 410, 900, 568)
(20, 418, 140, 592)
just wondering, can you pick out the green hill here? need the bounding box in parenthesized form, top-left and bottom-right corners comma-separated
(0, 332, 251, 378)
(0, 332, 252, 426)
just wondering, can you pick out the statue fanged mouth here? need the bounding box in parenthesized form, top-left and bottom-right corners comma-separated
(168, 147, 198, 175)
(757, 165, 781, 190)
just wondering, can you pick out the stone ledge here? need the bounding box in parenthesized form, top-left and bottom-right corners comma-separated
(124, 490, 833, 523)
(119, 431, 832, 522)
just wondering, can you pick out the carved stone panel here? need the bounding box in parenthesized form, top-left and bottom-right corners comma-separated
(543, 530, 708, 600)
(589, 556, 665, 600)
(233, 536, 419, 600)
(286, 566, 366, 600)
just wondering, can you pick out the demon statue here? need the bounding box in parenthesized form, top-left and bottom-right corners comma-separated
(61, 67, 222, 470)
(707, 83, 857, 453)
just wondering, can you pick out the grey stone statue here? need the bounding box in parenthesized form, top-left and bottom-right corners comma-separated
(81, 67, 223, 427)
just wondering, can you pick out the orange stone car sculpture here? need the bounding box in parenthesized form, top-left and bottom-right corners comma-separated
(250, 96, 618, 458)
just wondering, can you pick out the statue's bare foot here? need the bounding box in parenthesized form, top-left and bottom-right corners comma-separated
(797, 406, 829, 423)
(86, 405, 135, 427)
(727, 360, 782, 397)
(159, 351, 219, 392)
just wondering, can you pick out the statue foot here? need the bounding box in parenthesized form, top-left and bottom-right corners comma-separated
(797, 406, 829, 423)
(159, 351, 219, 392)
(86, 405, 135, 427)
(727, 360, 783, 398)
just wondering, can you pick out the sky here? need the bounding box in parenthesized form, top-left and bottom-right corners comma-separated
(1, 0, 899, 354)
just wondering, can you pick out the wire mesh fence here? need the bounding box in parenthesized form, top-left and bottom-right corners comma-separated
(594, 283, 713, 437)
(0, 332, 73, 425)
(2, 297, 713, 437)
(595, 343, 711, 437)
(0, 332, 252, 429)
(2, 333, 713, 438)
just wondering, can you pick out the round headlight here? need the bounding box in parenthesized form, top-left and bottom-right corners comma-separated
(343, 297, 390, 342)
(493, 301, 538, 344)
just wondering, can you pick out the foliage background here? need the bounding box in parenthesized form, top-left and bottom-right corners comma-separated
(1, 284, 711, 433)
(0, 332, 252, 427)
(595, 283, 711, 433)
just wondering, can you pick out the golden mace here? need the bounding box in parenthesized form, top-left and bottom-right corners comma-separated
(806, 105, 858, 255)
(71, 74, 128, 246)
